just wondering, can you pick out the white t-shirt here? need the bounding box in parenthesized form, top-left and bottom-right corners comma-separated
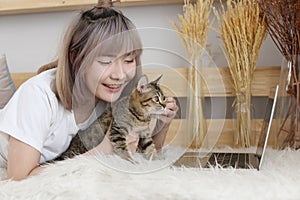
(0, 69, 87, 165)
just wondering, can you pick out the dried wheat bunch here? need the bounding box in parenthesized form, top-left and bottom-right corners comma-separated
(215, 0, 267, 147)
(173, 0, 213, 56)
(172, 0, 213, 148)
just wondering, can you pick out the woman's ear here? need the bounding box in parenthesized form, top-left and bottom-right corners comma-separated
(137, 75, 148, 92)
(69, 51, 76, 64)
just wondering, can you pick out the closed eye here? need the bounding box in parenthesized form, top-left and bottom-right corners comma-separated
(98, 60, 112, 65)
(124, 59, 134, 64)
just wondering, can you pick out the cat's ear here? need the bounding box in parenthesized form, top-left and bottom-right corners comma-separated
(137, 75, 149, 92)
(152, 74, 163, 85)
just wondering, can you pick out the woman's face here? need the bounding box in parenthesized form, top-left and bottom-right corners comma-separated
(85, 53, 137, 103)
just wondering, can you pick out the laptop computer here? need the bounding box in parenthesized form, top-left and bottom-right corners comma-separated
(173, 85, 279, 170)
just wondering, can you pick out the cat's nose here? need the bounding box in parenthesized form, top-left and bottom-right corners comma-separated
(160, 102, 167, 108)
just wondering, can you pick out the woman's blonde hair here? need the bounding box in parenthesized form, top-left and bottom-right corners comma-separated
(56, 6, 142, 110)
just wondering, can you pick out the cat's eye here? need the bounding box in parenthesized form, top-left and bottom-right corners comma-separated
(162, 96, 167, 103)
(152, 95, 160, 103)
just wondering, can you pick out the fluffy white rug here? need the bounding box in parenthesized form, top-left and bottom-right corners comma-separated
(0, 147, 300, 200)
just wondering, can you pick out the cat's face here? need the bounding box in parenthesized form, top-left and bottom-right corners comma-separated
(136, 75, 167, 115)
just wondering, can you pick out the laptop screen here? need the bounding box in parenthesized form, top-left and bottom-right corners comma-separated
(256, 85, 279, 166)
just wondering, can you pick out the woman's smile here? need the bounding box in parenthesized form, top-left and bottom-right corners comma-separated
(102, 83, 124, 93)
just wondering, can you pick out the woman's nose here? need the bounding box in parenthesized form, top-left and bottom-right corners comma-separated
(110, 61, 125, 80)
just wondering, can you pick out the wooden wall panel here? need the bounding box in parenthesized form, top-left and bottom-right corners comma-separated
(11, 66, 281, 149)
(145, 66, 281, 97)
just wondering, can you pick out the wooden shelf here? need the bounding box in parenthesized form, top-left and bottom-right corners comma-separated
(0, 0, 185, 15)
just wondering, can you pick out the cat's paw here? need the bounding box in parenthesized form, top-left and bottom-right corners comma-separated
(128, 157, 139, 164)
(144, 152, 159, 161)
(116, 150, 138, 164)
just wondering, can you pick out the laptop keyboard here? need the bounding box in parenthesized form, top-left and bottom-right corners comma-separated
(207, 153, 250, 168)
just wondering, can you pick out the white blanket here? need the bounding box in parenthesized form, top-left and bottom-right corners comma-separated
(0, 147, 299, 200)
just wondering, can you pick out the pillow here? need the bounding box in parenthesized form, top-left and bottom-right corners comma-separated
(0, 54, 16, 109)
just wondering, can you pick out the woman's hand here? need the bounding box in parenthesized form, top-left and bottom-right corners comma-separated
(90, 127, 143, 155)
(126, 133, 139, 153)
(151, 96, 179, 150)
(151, 96, 179, 124)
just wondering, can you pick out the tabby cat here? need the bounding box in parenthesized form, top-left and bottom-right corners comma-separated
(55, 75, 167, 163)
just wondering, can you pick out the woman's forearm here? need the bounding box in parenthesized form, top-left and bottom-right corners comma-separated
(28, 165, 44, 178)
(152, 122, 170, 151)
(83, 135, 114, 156)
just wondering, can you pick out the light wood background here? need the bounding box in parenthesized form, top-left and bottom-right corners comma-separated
(0, 0, 185, 15)
(11, 66, 281, 149)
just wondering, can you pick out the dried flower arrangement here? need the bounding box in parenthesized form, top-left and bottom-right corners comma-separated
(258, 0, 300, 149)
(172, 0, 213, 148)
(214, 0, 267, 147)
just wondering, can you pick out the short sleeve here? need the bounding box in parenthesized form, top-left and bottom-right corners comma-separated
(0, 82, 52, 153)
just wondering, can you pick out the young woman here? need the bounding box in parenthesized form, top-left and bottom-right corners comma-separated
(0, 6, 178, 180)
